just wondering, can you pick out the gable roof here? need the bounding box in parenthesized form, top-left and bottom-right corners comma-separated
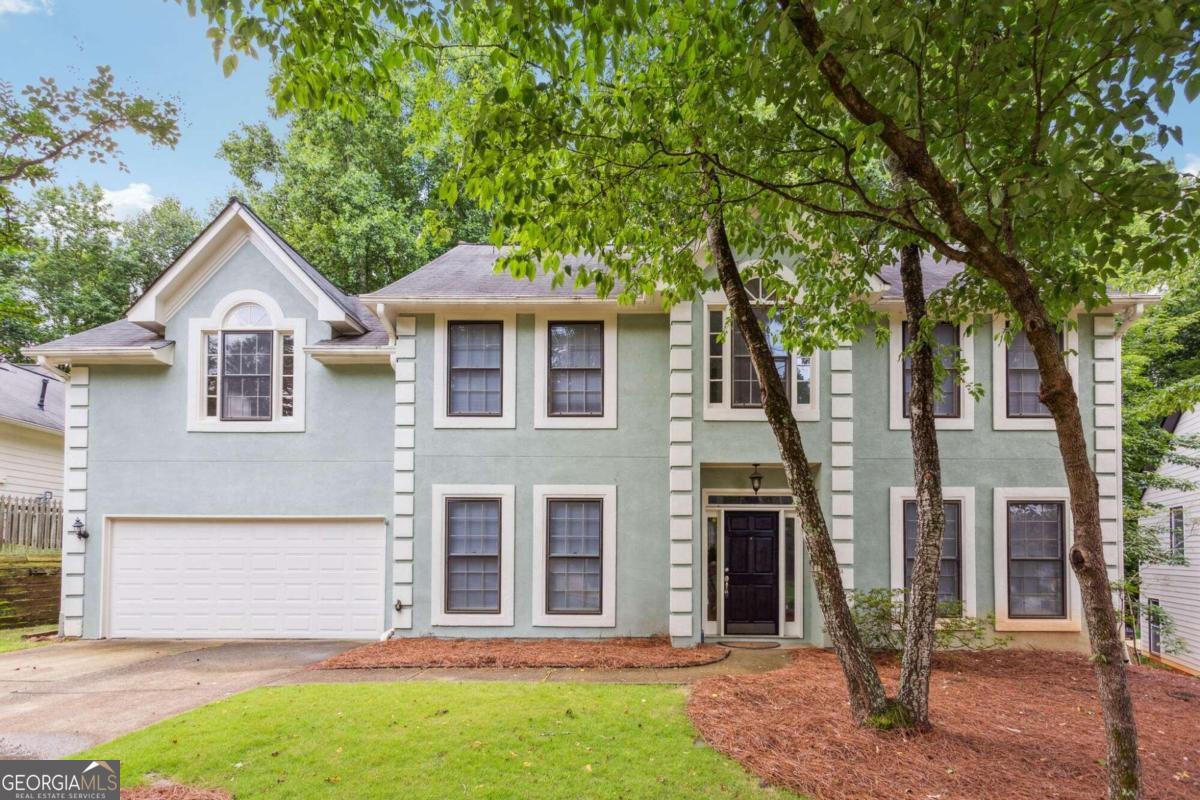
(363, 244, 616, 302)
(126, 198, 367, 334)
(0, 359, 64, 434)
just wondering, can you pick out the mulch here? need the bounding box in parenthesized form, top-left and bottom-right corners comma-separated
(687, 648, 1200, 800)
(312, 635, 728, 670)
(122, 783, 230, 800)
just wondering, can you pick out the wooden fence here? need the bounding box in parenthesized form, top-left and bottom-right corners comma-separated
(0, 494, 63, 551)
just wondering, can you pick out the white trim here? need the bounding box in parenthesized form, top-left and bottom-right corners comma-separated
(432, 311, 516, 429)
(430, 484, 515, 627)
(700, 488, 804, 639)
(26, 344, 175, 367)
(992, 487, 1082, 632)
(129, 204, 361, 333)
(531, 484, 617, 627)
(533, 310, 617, 429)
(701, 305, 821, 422)
(888, 486, 977, 618)
(186, 289, 306, 433)
(991, 315, 1080, 431)
(303, 346, 392, 364)
(888, 314, 975, 430)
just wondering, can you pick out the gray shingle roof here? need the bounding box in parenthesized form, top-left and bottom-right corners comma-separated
(367, 244, 613, 300)
(311, 299, 390, 347)
(876, 252, 965, 298)
(25, 321, 171, 353)
(0, 360, 64, 433)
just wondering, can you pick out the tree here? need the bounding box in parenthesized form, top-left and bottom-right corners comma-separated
(186, 3, 1200, 793)
(217, 98, 491, 294)
(0, 66, 180, 246)
(116, 197, 203, 295)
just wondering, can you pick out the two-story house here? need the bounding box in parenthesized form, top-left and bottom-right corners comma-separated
(25, 200, 1148, 650)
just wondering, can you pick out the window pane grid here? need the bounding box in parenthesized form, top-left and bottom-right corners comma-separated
(708, 309, 723, 404)
(902, 321, 960, 418)
(548, 322, 603, 416)
(1169, 507, 1185, 554)
(446, 499, 501, 613)
(546, 499, 602, 614)
(281, 334, 294, 417)
(1007, 501, 1066, 618)
(221, 331, 272, 421)
(732, 307, 789, 408)
(448, 322, 503, 416)
(903, 500, 963, 612)
(1006, 328, 1062, 418)
(205, 333, 219, 417)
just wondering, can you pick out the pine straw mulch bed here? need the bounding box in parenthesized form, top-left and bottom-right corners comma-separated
(312, 635, 728, 670)
(688, 648, 1200, 800)
(121, 783, 230, 800)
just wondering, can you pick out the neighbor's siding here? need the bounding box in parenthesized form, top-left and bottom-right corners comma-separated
(0, 421, 62, 499)
(1140, 408, 1200, 673)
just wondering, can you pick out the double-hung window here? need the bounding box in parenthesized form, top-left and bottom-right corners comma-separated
(993, 319, 1075, 431)
(545, 499, 603, 614)
(1169, 506, 1185, 555)
(1007, 501, 1067, 618)
(444, 498, 502, 614)
(731, 307, 792, 408)
(191, 296, 304, 431)
(901, 321, 960, 418)
(447, 321, 503, 416)
(548, 321, 604, 416)
(903, 499, 962, 613)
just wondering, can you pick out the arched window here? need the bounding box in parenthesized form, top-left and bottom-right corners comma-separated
(223, 302, 272, 328)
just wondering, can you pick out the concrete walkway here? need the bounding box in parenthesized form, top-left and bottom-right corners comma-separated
(275, 647, 791, 686)
(0, 639, 358, 759)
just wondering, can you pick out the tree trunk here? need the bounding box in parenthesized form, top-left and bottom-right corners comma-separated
(703, 196, 891, 724)
(895, 243, 946, 730)
(781, 5, 1141, 795)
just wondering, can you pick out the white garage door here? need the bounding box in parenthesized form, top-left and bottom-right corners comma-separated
(107, 517, 385, 639)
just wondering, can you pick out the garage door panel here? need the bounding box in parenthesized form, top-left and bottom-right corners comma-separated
(108, 518, 385, 639)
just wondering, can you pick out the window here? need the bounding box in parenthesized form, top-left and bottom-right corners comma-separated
(1007, 501, 1066, 618)
(901, 321, 960, 418)
(431, 484, 514, 626)
(188, 293, 305, 432)
(1005, 329, 1047, 417)
(545, 499, 603, 614)
(703, 300, 819, 421)
(1169, 506, 1185, 555)
(705, 515, 719, 625)
(532, 484, 616, 626)
(534, 313, 617, 429)
(434, 314, 515, 429)
(1147, 599, 1161, 654)
(548, 321, 604, 416)
(784, 516, 797, 623)
(447, 321, 502, 416)
(445, 499, 501, 614)
(993, 318, 1077, 431)
(889, 316, 974, 431)
(903, 500, 962, 612)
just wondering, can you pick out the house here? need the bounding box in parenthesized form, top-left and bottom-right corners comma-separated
(23, 200, 1151, 648)
(0, 359, 64, 500)
(1138, 408, 1200, 674)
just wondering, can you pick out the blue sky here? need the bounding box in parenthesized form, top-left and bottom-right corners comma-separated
(2, 0, 1199, 222)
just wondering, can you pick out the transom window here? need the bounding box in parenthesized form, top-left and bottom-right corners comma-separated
(547, 321, 604, 416)
(546, 499, 603, 614)
(901, 321, 961, 418)
(194, 297, 301, 429)
(903, 499, 962, 613)
(445, 498, 501, 614)
(447, 321, 502, 416)
(1169, 506, 1185, 555)
(1007, 501, 1066, 618)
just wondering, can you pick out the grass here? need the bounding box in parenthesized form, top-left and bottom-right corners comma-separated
(79, 682, 793, 799)
(0, 625, 56, 654)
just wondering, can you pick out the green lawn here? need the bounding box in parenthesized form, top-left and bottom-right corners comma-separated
(79, 682, 792, 799)
(0, 625, 56, 654)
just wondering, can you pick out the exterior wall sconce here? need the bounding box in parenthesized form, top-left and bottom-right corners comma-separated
(748, 463, 763, 496)
(71, 517, 89, 540)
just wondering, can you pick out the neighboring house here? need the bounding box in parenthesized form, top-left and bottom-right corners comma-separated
(1139, 408, 1200, 674)
(0, 359, 64, 499)
(24, 200, 1152, 648)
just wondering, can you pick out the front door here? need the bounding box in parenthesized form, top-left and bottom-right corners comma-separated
(724, 511, 779, 635)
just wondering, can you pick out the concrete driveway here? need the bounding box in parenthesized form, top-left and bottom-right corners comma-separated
(0, 639, 358, 759)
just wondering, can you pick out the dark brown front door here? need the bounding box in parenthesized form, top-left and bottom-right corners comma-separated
(724, 511, 779, 635)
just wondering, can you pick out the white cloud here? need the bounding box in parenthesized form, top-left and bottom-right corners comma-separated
(102, 182, 158, 221)
(1181, 154, 1200, 177)
(0, 0, 52, 15)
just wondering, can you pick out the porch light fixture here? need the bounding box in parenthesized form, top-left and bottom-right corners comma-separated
(71, 517, 89, 540)
(748, 464, 764, 496)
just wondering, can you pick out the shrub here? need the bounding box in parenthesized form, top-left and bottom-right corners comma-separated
(848, 588, 1011, 652)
